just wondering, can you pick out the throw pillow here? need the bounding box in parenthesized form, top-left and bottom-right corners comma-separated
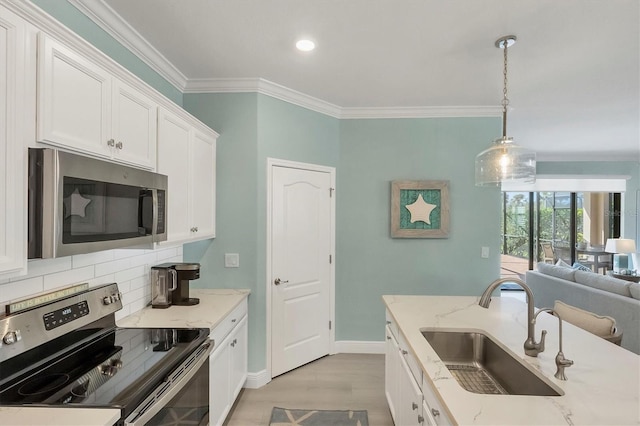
(574, 270, 632, 297)
(553, 300, 617, 337)
(555, 259, 572, 268)
(572, 262, 593, 272)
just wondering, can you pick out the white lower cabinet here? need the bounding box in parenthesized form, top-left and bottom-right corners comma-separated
(385, 311, 452, 426)
(209, 301, 248, 426)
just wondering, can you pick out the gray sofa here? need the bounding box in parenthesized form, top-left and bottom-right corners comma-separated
(526, 263, 640, 354)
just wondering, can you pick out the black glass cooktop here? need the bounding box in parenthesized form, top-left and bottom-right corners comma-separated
(0, 327, 207, 412)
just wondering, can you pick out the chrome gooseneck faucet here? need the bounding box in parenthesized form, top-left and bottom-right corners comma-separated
(533, 308, 574, 380)
(478, 278, 546, 357)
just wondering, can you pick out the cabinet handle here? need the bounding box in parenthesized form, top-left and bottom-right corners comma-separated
(234, 339, 237, 344)
(107, 139, 115, 147)
(412, 402, 418, 410)
(231, 318, 237, 323)
(231, 341, 235, 347)
(418, 415, 424, 424)
(115, 141, 123, 149)
(386, 336, 391, 340)
(431, 408, 440, 417)
(194, 226, 198, 232)
(386, 320, 391, 325)
(402, 349, 408, 355)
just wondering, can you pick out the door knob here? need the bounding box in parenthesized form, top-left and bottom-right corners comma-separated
(274, 278, 289, 285)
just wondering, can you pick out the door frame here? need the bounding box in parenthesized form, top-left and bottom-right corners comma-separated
(266, 157, 336, 379)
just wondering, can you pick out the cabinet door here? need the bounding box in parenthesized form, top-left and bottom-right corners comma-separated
(209, 337, 232, 426)
(189, 129, 216, 238)
(0, 6, 27, 276)
(37, 33, 111, 157)
(157, 108, 191, 242)
(111, 79, 157, 169)
(229, 315, 248, 400)
(398, 356, 424, 426)
(385, 325, 400, 423)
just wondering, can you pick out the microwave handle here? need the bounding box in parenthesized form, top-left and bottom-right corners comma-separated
(151, 188, 159, 239)
(168, 269, 177, 291)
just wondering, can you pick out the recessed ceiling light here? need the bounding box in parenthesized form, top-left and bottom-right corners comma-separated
(296, 39, 315, 52)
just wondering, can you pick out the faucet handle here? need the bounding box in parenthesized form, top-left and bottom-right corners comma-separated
(538, 329, 547, 353)
(554, 351, 573, 380)
(524, 329, 547, 357)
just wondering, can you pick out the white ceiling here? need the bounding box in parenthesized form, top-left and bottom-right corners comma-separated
(71, 0, 639, 162)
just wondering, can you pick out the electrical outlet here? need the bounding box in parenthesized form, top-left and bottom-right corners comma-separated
(224, 253, 239, 268)
(481, 247, 490, 258)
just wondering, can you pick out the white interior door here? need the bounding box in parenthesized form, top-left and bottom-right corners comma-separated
(271, 165, 333, 377)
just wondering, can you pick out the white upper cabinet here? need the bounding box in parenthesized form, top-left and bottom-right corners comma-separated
(37, 33, 157, 170)
(0, 6, 29, 277)
(189, 129, 217, 238)
(158, 107, 217, 244)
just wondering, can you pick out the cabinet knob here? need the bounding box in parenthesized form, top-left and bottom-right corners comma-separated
(274, 278, 289, 285)
(386, 320, 391, 325)
(412, 402, 418, 410)
(386, 336, 391, 340)
(107, 138, 115, 147)
(417, 415, 424, 424)
(115, 141, 123, 149)
(431, 408, 440, 417)
(402, 349, 408, 355)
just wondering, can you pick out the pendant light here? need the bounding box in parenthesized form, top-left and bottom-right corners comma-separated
(475, 35, 536, 186)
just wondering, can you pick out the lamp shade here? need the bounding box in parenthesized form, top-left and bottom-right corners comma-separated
(605, 238, 637, 253)
(475, 137, 536, 186)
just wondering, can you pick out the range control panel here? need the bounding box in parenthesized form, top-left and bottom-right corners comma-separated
(43, 301, 90, 330)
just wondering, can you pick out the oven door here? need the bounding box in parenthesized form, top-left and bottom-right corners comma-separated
(124, 340, 213, 426)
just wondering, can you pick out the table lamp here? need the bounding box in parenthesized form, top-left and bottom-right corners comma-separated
(605, 238, 637, 273)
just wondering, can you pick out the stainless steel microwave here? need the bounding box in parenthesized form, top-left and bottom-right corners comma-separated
(28, 148, 168, 258)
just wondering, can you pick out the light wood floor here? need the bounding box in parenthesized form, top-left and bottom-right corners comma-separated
(224, 353, 394, 426)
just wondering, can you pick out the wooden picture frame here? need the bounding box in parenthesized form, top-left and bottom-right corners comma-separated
(391, 180, 450, 238)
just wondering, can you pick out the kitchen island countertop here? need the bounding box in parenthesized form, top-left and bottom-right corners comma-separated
(383, 295, 640, 425)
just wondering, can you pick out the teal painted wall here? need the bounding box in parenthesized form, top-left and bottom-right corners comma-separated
(537, 161, 640, 243)
(336, 118, 502, 341)
(183, 93, 340, 371)
(31, 0, 183, 104)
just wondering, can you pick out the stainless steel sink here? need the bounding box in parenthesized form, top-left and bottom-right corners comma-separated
(421, 329, 563, 396)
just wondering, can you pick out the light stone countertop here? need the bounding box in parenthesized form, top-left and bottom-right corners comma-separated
(0, 289, 250, 426)
(383, 295, 640, 425)
(117, 288, 251, 330)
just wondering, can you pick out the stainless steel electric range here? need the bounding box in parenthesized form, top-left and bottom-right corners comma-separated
(0, 283, 213, 425)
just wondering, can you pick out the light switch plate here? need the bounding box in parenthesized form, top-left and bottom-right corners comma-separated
(481, 247, 490, 258)
(225, 253, 239, 268)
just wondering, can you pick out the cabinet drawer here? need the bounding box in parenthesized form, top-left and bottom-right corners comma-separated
(385, 309, 399, 340)
(210, 299, 248, 346)
(399, 332, 422, 389)
(422, 375, 453, 426)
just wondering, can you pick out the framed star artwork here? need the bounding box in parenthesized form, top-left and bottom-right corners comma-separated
(391, 180, 450, 238)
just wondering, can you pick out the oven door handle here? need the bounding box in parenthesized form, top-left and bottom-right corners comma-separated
(124, 340, 214, 426)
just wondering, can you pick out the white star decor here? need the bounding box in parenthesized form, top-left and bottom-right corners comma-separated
(405, 194, 437, 224)
(63, 188, 92, 218)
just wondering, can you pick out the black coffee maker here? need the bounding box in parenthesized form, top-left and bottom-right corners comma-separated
(151, 262, 200, 308)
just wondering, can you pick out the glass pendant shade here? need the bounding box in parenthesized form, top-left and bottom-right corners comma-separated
(475, 136, 536, 186)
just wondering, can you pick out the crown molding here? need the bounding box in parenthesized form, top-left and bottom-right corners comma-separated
(185, 78, 343, 118)
(67, 0, 188, 90)
(340, 106, 502, 119)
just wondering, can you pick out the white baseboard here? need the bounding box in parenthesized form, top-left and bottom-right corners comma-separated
(244, 369, 270, 389)
(334, 340, 385, 354)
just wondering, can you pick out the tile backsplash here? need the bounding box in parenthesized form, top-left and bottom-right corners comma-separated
(0, 245, 183, 321)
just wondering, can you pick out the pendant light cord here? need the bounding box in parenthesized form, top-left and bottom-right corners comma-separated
(501, 41, 510, 138)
